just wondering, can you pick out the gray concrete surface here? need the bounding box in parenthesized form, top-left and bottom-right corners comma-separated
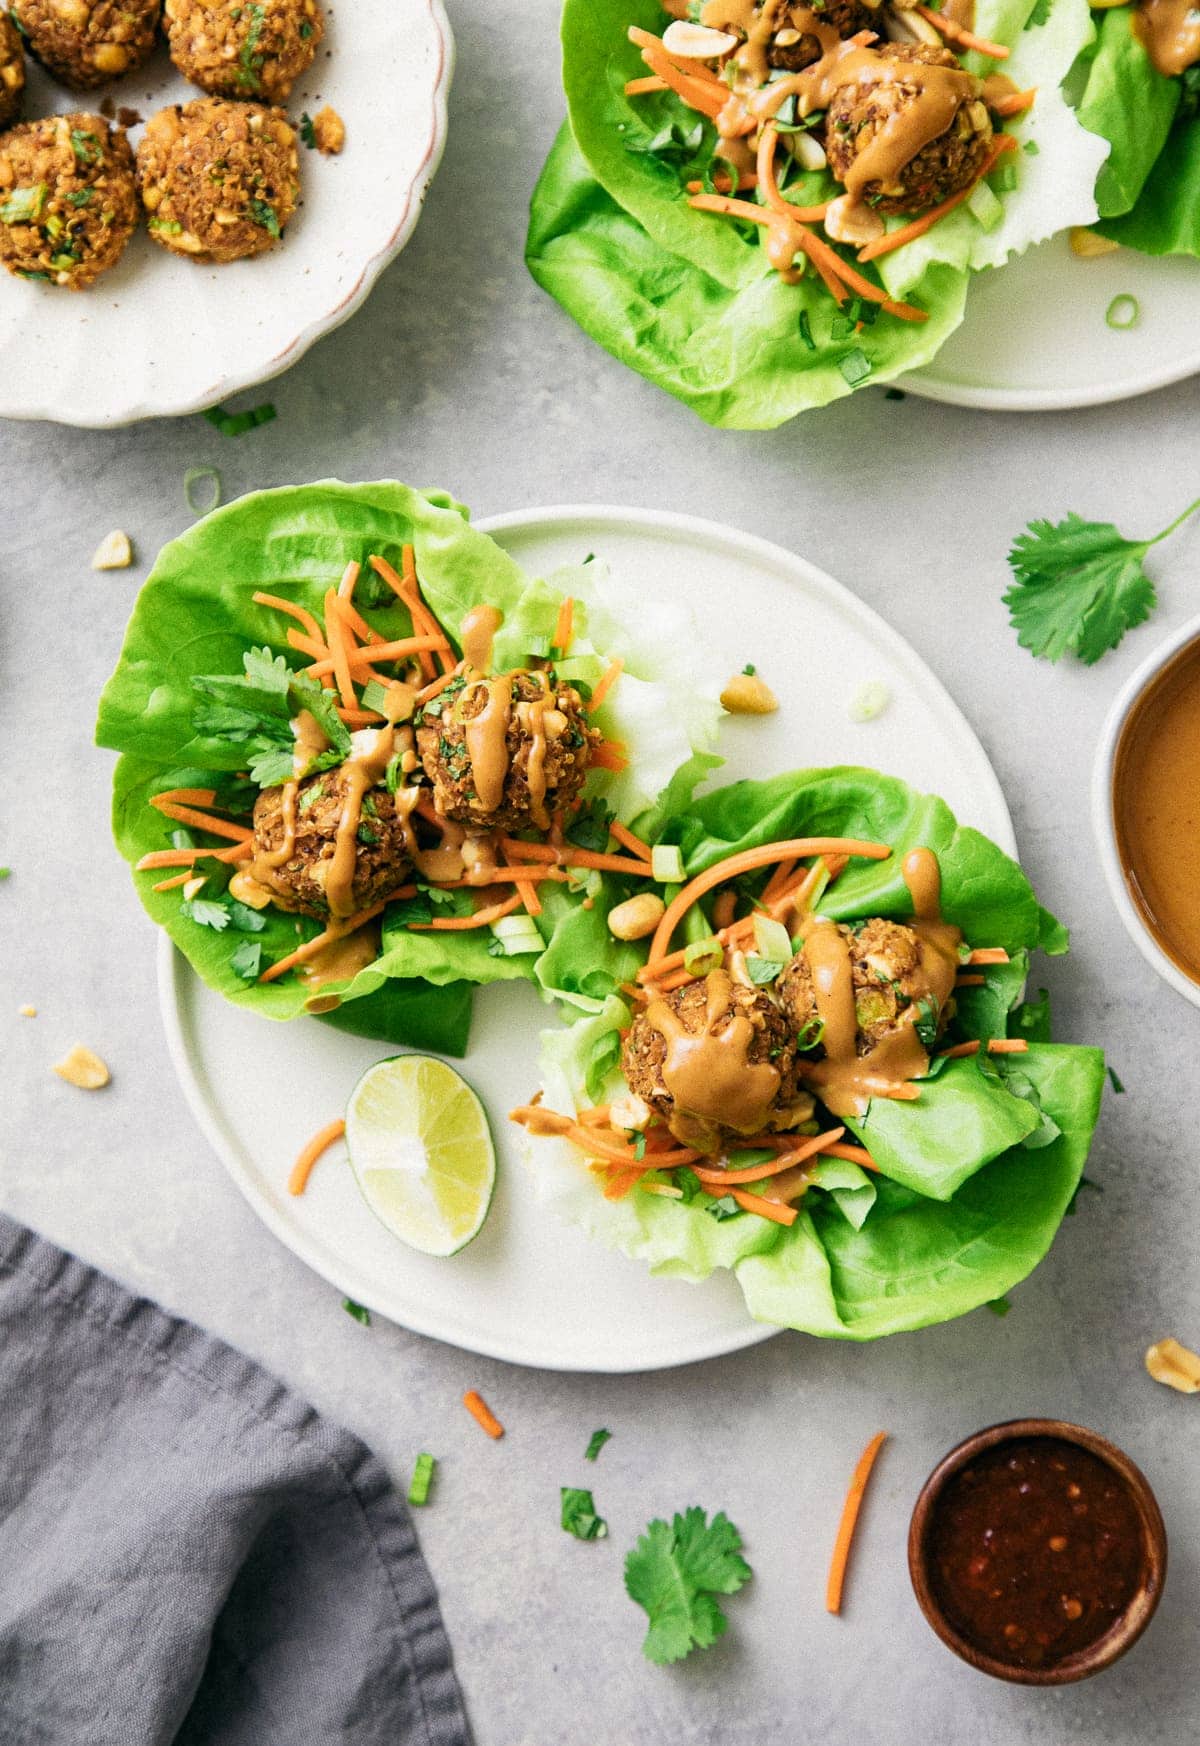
(2, 1, 1199, 1739)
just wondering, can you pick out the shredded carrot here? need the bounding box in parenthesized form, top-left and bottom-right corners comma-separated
(968, 948, 1009, 964)
(915, 3, 1009, 57)
(135, 840, 250, 871)
(609, 820, 654, 862)
(626, 72, 668, 94)
(688, 191, 830, 224)
(633, 38, 726, 119)
(411, 894, 524, 931)
(304, 633, 449, 681)
(288, 1117, 346, 1196)
(712, 889, 737, 931)
(821, 1141, 879, 1172)
(602, 1166, 647, 1201)
(826, 1430, 888, 1614)
(150, 787, 219, 810)
(554, 596, 575, 654)
(647, 838, 890, 966)
(956, 974, 986, 987)
(335, 592, 386, 648)
(258, 902, 388, 984)
(463, 1390, 504, 1440)
(756, 122, 792, 218)
(589, 658, 624, 712)
(572, 1127, 701, 1168)
(647, 967, 698, 994)
(591, 742, 629, 773)
(728, 1188, 798, 1225)
(337, 707, 384, 726)
(686, 172, 758, 195)
(989, 86, 1036, 116)
(796, 226, 929, 320)
(628, 23, 725, 85)
(857, 133, 1018, 263)
(515, 877, 543, 918)
(252, 590, 327, 644)
(500, 840, 652, 878)
(148, 801, 254, 844)
(323, 588, 358, 710)
(152, 872, 192, 891)
(417, 667, 463, 704)
(937, 1037, 1030, 1059)
(337, 559, 361, 600)
(367, 551, 450, 680)
(693, 1128, 846, 1186)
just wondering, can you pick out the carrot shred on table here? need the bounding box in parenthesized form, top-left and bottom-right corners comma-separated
(857, 133, 1018, 262)
(915, 3, 1009, 57)
(252, 591, 326, 645)
(288, 1117, 346, 1196)
(646, 838, 890, 966)
(463, 1390, 504, 1439)
(826, 1430, 889, 1614)
(589, 658, 624, 711)
(258, 900, 391, 983)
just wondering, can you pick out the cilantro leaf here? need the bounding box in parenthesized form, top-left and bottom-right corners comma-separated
(625, 1508, 751, 1664)
(182, 897, 232, 932)
(230, 938, 263, 981)
(561, 1487, 608, 1541)
(584, 1029, 622, 1103)
(584, 1428, 612, 1462)
(342, 1297, 371, 1325)
(1004, 495, 1200, 665)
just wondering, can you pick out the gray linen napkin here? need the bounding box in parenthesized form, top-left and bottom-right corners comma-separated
(0, 1212, 472, 1746)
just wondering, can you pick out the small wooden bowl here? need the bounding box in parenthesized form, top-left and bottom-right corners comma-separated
(908, 1419, 1167, 1685)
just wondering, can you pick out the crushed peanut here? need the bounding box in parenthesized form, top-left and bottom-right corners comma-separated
(1069, 228, 1120, 259)
(18, 1004, 36, 1018)
(53, 1044, 111, 1090)
(91, 530, 133, 571)
(1145, 1336, 1200, 1394)
(313, 106, 346, 155)
(720, 671, 779, 715)
(607, 892, 666, 942)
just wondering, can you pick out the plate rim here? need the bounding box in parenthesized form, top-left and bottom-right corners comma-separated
(157, 500, 1017, 1372)
(1, 0, 455, 429)
(902, 344, 1200, 412)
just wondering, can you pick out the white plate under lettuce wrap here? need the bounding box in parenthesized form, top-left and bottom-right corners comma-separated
(156, 506, 1077, 1370)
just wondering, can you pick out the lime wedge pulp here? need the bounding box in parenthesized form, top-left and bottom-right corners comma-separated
(345, 1055, 496, 1257)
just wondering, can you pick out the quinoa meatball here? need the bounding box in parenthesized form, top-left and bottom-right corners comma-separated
(137, 96, 299, 262)
(765, 0, 877, 72)
(12, 0, 159, 88)
(622, 974, 809, 1152)
(416, 670, 598, 832)
(0, 112, 136, 287)
(164, 0, 323, 104)
(824, 41, 991, 214)
(0, 13, 25, 131)
(778, 917, 946, 1051)
(250, 768, 413, 919)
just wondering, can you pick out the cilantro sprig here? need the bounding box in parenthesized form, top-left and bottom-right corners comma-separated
(1004, 495, 1200, 665)
(191, 645, 350, 785)
(624, 1508, 751, 1664)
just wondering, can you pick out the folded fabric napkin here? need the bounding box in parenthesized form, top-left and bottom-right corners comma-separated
(0, 1213, 472, 1746)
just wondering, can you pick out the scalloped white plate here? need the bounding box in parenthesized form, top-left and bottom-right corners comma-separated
(158, 503, 1017, 1372)
(904, 234, 1200, 410)
(0, 0, 452, 426)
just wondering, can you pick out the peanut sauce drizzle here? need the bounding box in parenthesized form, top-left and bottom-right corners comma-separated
(461, 603, 503, 674)
(324, 689, 413, 919)
(701, 1, 985, 240)
(798, 846, 962, 1117)
(465, 676, 515, 817)
(646, 968, 783, 1147)
(518, 671, 552, 830)
(297, 922, 382, 1009)
(1136, 0, 1200, 75)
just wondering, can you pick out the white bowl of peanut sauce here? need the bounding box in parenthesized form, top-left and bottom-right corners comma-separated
(1093, 614, 1200, 1010)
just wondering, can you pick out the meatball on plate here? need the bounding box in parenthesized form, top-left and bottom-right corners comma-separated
(0, 0, 452, 423)
(0, 112, 137, 286)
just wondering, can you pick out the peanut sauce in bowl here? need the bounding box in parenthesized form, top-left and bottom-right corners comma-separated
(1094, 618, 1200, 1010)
(909, 1421, 1166, 1684)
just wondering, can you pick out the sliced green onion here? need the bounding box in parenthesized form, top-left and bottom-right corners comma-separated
(684, 935, 724, 976)
(795, 1015, 826, 1051)
(797, 309, 815, 352)
(752, 913, 792, 963)
(848, 679, 890, 722)
(360, 677, 392, 714)
(1, 182, 46, 224)
(838, 348, 872, 388)
(526, 634, 553, 659)
(184, 467, 222, 516)
(1106, 293, 1140, 331)
(966, 180, 1003, 232)
(490, 914, 542, 955)
(203, 400, 277, 437)
(651, 843, 685, 884)
(408, 1452, 436, 1506)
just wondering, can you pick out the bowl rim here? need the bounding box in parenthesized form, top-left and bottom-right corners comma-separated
(908, 1417, 1168, 1686)
(1091, 611, 1200, 1013)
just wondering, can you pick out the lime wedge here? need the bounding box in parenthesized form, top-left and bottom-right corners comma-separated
(345, 1056, 495, 1257)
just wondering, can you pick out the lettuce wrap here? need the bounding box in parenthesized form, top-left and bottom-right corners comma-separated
(514, 768, 1106, 1337)
(527, 0, 1107, 426)
(96, 482, 724, 1053)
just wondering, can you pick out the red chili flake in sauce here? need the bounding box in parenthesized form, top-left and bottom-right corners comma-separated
(928, 1438, 1145, 1670)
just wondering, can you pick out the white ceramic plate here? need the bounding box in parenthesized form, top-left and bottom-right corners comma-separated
(903, 234, 1200, 410)
(0, 0, 452, 426)
(159, 504, 1017, 1372)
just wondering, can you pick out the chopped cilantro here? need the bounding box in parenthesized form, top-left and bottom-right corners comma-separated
(342, 1297, 371, 1325)
(70, 130, 101, 167)
(744, 954, 783, 986)
(706, 1195, 740, 1221)
(299, 111, 317, 148)
(584, 1428, 612, 1462)
(203, 400, 277, 437)
(1004, 496, 1200, 664)
(182, 897, 232, 932)
(249, 198, 281, 239)
(237, 2, 267, 91)
(1107, 1066, 1125, 1094)
(797, 309, 815, 352)
(624, 1508, 751, 1664)
(795, 1015, 825, 1051)
(565, 798, 614, 854)
(561, 1487, 608, 1541)
(66, 188, 94, 209)
(230, 938, 263, 981)
(986, 1296, 1013, 1317)
(742, 663, 756, 675)
(1, 183, 45, 224)
(912, 994, 940, 1050)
